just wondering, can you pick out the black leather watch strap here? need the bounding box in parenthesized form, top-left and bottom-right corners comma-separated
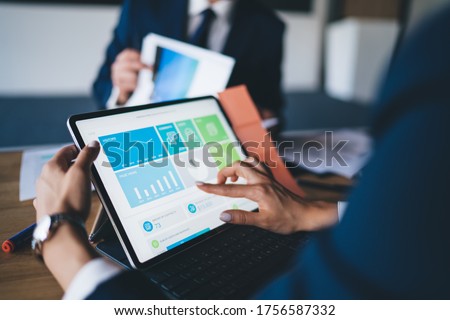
(32, 213, 87, 261)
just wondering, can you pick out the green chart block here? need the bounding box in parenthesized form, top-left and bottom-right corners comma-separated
(208, 141, 241, 170)
(176, 119, 203, 148)
(194, 115, 229, 144)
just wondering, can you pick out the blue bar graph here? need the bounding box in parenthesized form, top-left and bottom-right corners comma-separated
(116, 160, 184, 208)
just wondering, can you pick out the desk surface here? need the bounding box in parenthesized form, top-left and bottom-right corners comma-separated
(0, 152, 101, 299)
(0, 151, 350, 299)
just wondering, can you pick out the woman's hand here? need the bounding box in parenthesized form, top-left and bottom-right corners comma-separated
(197, 159, 338, 234)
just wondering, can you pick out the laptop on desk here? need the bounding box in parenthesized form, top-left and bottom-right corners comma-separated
(68, 97, 308, 299)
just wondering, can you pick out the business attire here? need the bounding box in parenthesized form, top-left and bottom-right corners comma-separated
(256, 5, 450, 299)
(93, 0, 285, 117)
(67, 4, 450, 301)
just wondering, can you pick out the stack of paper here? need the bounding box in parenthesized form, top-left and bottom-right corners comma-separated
(279, 129, 372, 178)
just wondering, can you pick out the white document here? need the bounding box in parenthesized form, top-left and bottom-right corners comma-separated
(280, 129, 372, 178)
(126, 34, 235, 106)
(19, 145, 95, 201)
(19, 145, 65, 201)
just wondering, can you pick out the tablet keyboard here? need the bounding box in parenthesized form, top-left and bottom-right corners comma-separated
(145, 226, 309, 299)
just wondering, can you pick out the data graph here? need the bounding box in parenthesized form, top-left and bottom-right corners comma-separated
(99, 127, 167, 171)
(116, 160, 184, 208)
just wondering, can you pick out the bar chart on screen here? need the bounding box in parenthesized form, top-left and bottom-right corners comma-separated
(116, 160, 185, 208)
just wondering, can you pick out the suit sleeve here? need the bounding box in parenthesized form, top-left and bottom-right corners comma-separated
(246, 19, 284, 118)
(256, 5, 450, 299)
(92, 0, 134, 108)
(257, 106, 450, 299)
(226, 3, 285, 118)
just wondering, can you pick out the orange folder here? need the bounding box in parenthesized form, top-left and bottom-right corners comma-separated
(218, 85, 305, 197)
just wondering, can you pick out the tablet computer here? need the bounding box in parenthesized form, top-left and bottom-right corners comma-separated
(68, 97, 257, 269)
(126, 34, 235, 106)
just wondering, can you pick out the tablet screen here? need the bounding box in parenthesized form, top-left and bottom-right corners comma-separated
(73, 98, 257, 264)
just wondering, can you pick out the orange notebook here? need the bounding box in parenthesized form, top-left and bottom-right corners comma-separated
(218, 85, 305, 197)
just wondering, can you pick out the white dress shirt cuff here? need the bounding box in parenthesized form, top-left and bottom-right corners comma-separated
(106, 86, 121, 109)
(63, 258, 122, 300)
(337, 201, 348, 222)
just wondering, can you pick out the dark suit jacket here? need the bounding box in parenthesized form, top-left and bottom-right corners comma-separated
(92, 0, 285, 116)
(88, 5, 450, 300)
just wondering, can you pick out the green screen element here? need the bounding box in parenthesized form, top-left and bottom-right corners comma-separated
(208, 141, 241, 170)
(176, 119, 203, 148)
(194, 115, 229, 144)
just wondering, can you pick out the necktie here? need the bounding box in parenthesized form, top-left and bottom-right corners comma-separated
(189, 8, 217, 48)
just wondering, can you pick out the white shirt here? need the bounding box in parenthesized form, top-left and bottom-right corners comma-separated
(188, 0, 234, 52)
(106, 0, 236, 109)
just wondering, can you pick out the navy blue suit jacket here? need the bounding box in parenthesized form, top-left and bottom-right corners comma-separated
(88, 6, 450, 300)
(92, 0, 285, 116)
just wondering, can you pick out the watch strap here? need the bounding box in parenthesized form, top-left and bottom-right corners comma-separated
(32, 213, 87, 261)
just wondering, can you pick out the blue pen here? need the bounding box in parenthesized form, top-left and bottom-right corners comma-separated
(2, 223, 36, 253)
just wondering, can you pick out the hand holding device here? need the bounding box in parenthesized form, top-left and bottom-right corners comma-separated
(30, 142, 101, 290)
(112, 49, 151, 105)
(2, 143, 100, 254)
(33, 142, 100, 222)
(68, 97, 258, 268)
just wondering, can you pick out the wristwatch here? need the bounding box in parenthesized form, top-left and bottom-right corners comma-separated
(32, 213, 87, 261)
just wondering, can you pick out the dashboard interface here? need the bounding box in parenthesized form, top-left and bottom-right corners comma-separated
(75, 98, 257, 263)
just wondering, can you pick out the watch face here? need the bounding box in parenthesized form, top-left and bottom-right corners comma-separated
(33, 215, 52, 241)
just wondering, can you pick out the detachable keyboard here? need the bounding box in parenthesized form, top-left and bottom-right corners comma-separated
(97, 225, 309, 299)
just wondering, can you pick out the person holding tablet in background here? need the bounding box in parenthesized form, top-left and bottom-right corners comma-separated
(93, 0, 285, 123)
(33, 5, 450, 299)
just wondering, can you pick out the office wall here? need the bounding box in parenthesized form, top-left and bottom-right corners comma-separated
(279, 0, 328, 91)
(325, 19, 399, 104)
(0, 1, 327, 96)
(0, 3, 119, 96)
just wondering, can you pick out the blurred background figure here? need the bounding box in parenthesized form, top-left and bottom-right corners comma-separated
(1, 0, 449, 148)
(93, 0, 285, 122)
